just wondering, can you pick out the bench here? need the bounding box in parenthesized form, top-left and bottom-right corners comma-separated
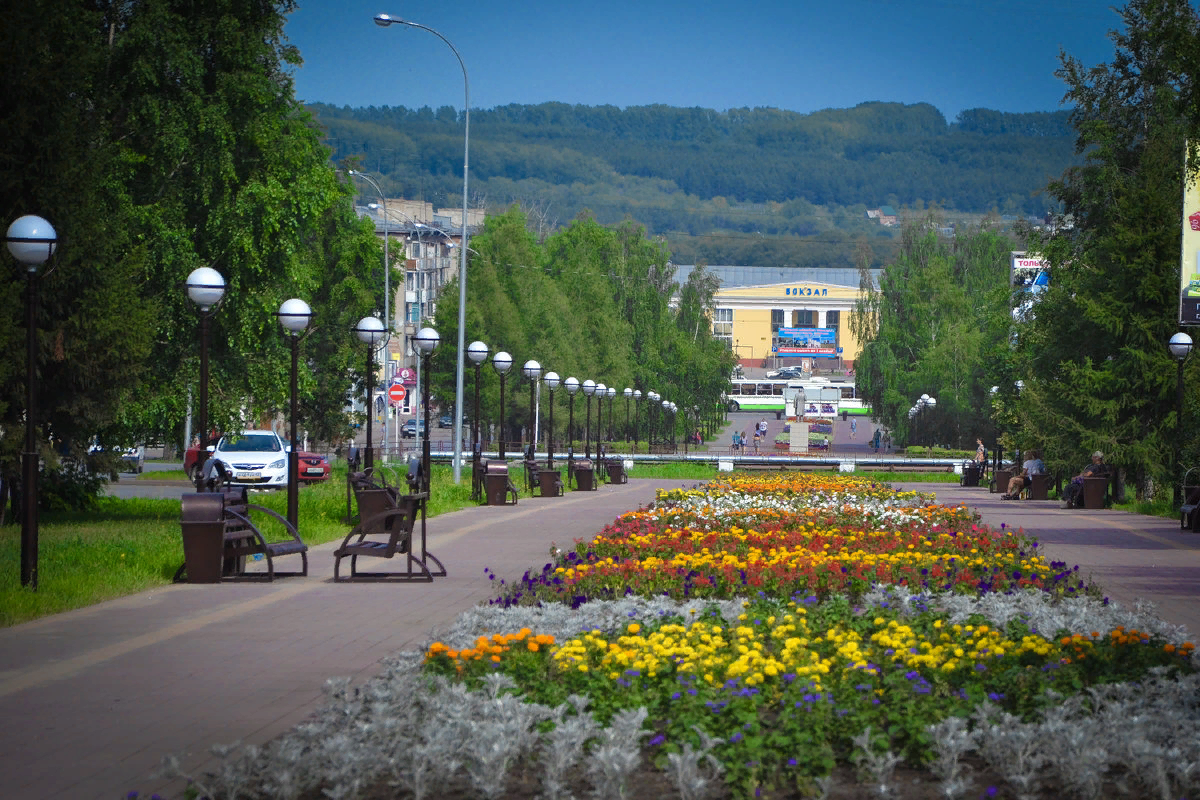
(334, 491, 428, 580)
(484, 460, 519, 505)
(1181, 483, 1200, 531)
(176, 489, 308, 583)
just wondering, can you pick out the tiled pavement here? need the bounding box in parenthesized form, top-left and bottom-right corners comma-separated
(4, 463, 1200, 799)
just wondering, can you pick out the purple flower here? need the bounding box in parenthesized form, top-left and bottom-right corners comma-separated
(730, 732, 743, 743)
(988, 692, 1005, 701)
(788, 758, 798, 766)
(648, 734, 665, 746)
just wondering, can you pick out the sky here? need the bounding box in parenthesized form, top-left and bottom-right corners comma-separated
(282, 0, 1136, 123)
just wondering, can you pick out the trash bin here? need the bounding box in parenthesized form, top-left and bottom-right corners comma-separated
(1082, 476, 1107, 509)
(960, 462, 981, 487)
(180, 493, 227, 583)
(573, 460, 595, 491)
(485, 460, 512, 506)
(538, 468, 562, 497)
(605, 459, 626, 484)
(992, 468, 1012, 494)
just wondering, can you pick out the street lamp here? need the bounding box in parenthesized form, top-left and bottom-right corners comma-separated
(415, 327, 439, 493)
(594, 384, 607, 454)
(583, 380, 596, 461)
(606, 386, 617, 442)
(1170, 332, 1194, 505)
(277, 298, 312, 529)
(492, 351, 512, 459)
(467, 340, 488, 500)
(544, 372, 560, 469)
(623, 387, 633, 444)
(662, 399, 672, 451)
(523, 359, 543, 457)
(565, 377, 580, 485)
(633, 389, 642, 454)
(348, 171, 392, 460)
(376, 13, 472, 484)
(186, 266, 227, 491)
(6, 214, 57, 589)
(354, 316, 387, 471)
(647, 391, 659, 450)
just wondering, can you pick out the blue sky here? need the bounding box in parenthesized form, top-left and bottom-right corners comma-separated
(283, 0, 1130, 123)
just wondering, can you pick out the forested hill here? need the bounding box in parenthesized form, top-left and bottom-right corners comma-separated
(310, 101, 1078, 267)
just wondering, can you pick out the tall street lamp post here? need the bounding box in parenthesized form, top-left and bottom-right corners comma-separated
(277, 299, 312, 529)
(523, 360, 543, 456)
(623, 387, 632, 444)
(1170, 332, 1194, 506)
(633, 389, 642, 454)
(186, 266, 227, 491)
(375, 13, 471, 483)
(415, 327, 440, 493)
(354, 316, 387, 471)
(492, 351, 512, 459)
(6, 215, 57, 589)
(606, 386, 616, 442)
(565, 377, 579, 486)
(467, 340, 488, 501)
(544, 372, 560, 468)
(582, 380, 596, 461)
(348, 170, 392, 459)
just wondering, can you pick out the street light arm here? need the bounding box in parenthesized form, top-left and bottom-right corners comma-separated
(376, 12, 471, 483)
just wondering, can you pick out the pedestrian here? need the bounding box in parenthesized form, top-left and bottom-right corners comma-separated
(732, 431, 741, 451)
(849, 418, 857, 439)
(752, 431, 761, 453)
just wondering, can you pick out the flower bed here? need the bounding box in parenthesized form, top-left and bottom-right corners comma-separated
(171, 473, 1200, 799)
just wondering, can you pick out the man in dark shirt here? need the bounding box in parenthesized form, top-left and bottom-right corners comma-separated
(1063, 451, 1109, 508)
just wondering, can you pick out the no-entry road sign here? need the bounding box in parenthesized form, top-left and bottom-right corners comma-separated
(388, 383, 406, 406)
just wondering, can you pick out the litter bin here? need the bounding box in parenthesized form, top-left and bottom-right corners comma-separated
(960, 462, 981, 487)
(485, 461, 512, 506)
(180, 493, 227, 583)
(1082, 476, 1107, 509)
(992, 468, 1012, 494)
(605, 459, 626, 484)
(573, 460, 595, 491)
(538, 468, 563, 497)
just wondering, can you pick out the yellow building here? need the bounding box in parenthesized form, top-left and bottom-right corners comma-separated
(679, 266, 878, 369)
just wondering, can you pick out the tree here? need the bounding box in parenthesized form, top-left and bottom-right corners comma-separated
(0, 0, 382, 510)
(1018, 0, 1200, 496)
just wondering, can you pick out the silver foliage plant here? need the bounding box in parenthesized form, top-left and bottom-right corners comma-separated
(158, 587, 1199, 798)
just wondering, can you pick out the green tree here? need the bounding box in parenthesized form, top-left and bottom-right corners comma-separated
(1018, 0, 1200, 496)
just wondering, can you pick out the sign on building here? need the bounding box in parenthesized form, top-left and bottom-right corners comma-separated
(773, 327, 837, 358)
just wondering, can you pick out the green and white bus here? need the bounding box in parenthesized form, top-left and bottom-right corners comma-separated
(725, 378, 867, 418)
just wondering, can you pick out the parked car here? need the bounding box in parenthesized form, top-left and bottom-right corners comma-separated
(766, 366, 806, 379)
(401, 419, 427, 438)
(208, 430, 289, 488)
(438, 413, 453, 428)
(120, 446, 145, 474)
(284, 441, 331, 482)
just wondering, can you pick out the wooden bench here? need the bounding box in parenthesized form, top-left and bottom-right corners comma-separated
(176, 489, 308, 583)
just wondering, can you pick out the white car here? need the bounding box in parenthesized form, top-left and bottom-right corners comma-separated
(210, 430, 289, 488)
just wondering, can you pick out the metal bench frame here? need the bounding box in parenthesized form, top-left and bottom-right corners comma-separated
(335, 471, 444, 581)
(175, 490, 308, 583)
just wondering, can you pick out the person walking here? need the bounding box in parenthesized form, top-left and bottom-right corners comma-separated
(849, 418, 857, 439)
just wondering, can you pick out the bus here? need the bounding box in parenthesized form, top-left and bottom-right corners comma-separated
(725, 377, 864, 418)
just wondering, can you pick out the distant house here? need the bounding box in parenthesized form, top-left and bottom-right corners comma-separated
(866, 206, 899, 226)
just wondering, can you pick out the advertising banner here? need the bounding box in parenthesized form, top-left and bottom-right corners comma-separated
(773, 327, 837, 358)
(1181, 141, 1200, 325)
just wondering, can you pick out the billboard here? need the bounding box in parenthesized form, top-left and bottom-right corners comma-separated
(1011, 251, 1049, 321)
(1180, 142, 1200, 325)
(773, 327, 837, 358)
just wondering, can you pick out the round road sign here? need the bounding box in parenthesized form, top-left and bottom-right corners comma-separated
(388, 384, 406, 406)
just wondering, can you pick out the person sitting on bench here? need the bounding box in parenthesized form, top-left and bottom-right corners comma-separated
(1002, 449, 1045, 499)
(1062, 451, 1109, 508)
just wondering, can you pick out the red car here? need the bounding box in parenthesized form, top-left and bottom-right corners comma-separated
(184, 439, 330, 483)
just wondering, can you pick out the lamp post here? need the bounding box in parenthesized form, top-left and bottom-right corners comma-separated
(277, 298, 312, 529)
(1170, 332, 1194, 505)
(6, 214, 57, 589)
(647, 391, 659, 450)
(354, 316, 387, 471)
(348, 171, 392, 460)
(467, 340, 488, 500)
(492, 351, 512, 459)
(565, 377, 580, 485)
(544, 372, 560, 468)
(606, 386, 617, 442)
(415, 327, 439, 493)
(523, 360, 543, 456)
(376, 13, 471, 484)
(186, 266, 227, 491)
(623, 388, 632, 444)
(633, 389, 642, 454)
(663, 399, 672, 451)
(583, 380, 596, 460)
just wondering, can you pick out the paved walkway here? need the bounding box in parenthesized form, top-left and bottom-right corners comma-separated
(3, 466, 1200, 799)
(0, 478, 688, 800)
